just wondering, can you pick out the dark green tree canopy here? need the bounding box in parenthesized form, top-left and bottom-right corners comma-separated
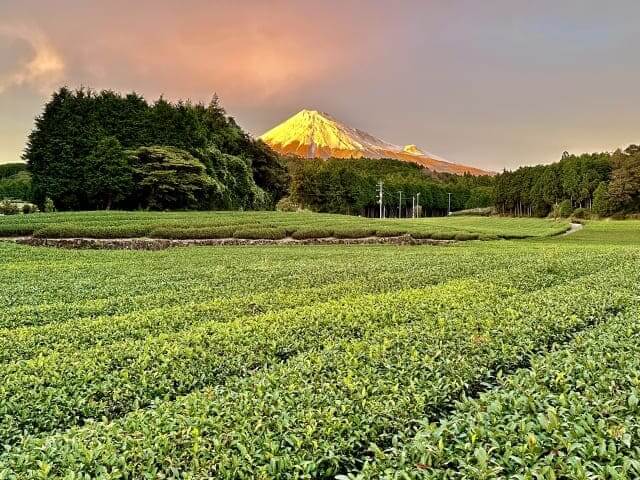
(24, 88, 288, 210)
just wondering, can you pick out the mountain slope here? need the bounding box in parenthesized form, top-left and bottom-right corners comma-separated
(260, 109, 491, 175)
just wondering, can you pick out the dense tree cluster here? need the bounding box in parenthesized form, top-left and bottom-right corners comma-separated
(494, 146, 640, 217)
(24, 88, 288, 211)
(0, 163, 31, 201)
(287, 158, 493, 217)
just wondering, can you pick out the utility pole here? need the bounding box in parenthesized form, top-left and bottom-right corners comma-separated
(398, 191, 402, 218)
(447, 193, 452, 215)
(378, 181, 384, 219)
(416, 193, 421, 218)
(412, 195, 415, 219)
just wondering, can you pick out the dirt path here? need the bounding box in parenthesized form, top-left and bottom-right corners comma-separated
(562, 222, 584, 236)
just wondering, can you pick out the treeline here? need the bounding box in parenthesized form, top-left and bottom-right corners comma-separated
(0, 163, 31, 201)
(24, 88, 288, 210)
(494, 145, 640, 216)
(286, 158, 494, 217)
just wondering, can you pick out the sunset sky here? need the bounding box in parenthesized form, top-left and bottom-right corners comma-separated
(1, 0, 639, 170)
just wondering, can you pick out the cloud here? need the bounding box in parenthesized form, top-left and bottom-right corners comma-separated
(0, 25, 65, 95)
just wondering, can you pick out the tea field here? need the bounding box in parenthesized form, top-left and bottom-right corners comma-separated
(0, 210, 568, 240)
(0, 218, 638, 478)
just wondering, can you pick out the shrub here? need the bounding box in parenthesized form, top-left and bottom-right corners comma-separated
(34, 225, 150, 239)
(454, 233, 480, 241)
(234, 227, 286, 240)
(374, 229, 405, 237)
(332, 228, 375, 239)
(0, 224, 35, 236)
(0, 200, 19, 215)
(409, 231, 433, 239)
(431, 232, 456, 240)
(558, 199, 573, 218)
(22, 204, 38, 214)
(43, 197, 56, 213)
(291, 228, 334, 240)
(275, 197, 300, 212)
(150, 226, 235, 239)
(570, 207, 594, 220)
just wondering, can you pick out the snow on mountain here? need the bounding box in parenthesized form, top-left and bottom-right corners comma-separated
(259, 109, 491, 176)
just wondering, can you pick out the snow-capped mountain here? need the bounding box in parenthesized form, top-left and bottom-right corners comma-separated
(259, 109, 491, 175)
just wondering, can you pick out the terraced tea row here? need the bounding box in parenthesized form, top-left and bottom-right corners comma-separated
(356, 306, 640, 479)
(1, 263, 638, 477)
(0, 210, 569, 240)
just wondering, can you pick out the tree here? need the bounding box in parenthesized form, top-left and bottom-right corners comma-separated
(84, 137, 133, 209)
(592, 181, 611, 216)
(127, 146, 215, 210)
(607, 147, 640, 212)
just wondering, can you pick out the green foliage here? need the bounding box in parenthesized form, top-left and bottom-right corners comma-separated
(607, 145, 640, 212)
(149, 226, 236, 239)
(0, 200, 19, 215)
(24, 88, 287, 210)
(288, 157, 492, 216)
(0, 239, 638, 477)
(43, 197, 55, 213)
(276, 196, 300, 212)
(495, 151, 612, 216)
(233, 227, 287, 240)
(332, 227, 376, 238)
(84, 136, 133, 209)
(464, 186, 494, 208)
(593, 181, 612, 216)
(290, 228, 334, 239)
(0, 163, 27, 179)
(128, 146, 215, 210)
(558, 199, 573, 217)
(0, 170, 32, 201)
(0, 211, 570, 240)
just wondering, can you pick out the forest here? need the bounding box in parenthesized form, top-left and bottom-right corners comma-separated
(22, 88, 288, 211)
(286, 157, 493, 217)
(493, 146, 640, 217)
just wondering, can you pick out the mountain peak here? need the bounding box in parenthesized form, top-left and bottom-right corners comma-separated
(402, 144, 424, 156)
(260, 109, 491, 175)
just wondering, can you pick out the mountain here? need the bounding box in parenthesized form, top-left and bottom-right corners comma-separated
(260, 109, 491, 175)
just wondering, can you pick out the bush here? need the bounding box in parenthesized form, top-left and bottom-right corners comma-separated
(0, 200, 19, 215)
(571, 207, 591, 220)
(558, 199, 573, 218)
(431, 232, 457, 240)
(374, 228, 405, 238)
(0, 224, 35, 236)
(150, 226, 235, 239)
(22, 204, 38, 214)
(332, 228, 375, 239)
(43, 197, 56, 213)
(291, 228, 334, 240)
(454, 233, 480, 241)
(409, 231, 433, 239)
(34, 225, 150, 239)
(275, 197, 300, 212)
(234, 227, 286, 240)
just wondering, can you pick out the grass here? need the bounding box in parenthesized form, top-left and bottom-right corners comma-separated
(0, 219, 637, 477)
(0, 210, 570, 240)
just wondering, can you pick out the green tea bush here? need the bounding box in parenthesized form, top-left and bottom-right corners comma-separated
(409, 230, 433, 239)
(333, 228, 375, 238)
(454, 232, 480, 241)
(291, 228, 334, 239)
(431, 232, 456, 240)
(150, 226, 235, 239)
(234, 227, 286, 240)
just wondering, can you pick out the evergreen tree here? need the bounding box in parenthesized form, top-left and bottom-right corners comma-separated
(84, 137, 133, 209)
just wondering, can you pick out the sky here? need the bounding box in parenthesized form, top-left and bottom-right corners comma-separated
(0, 0, 639, 171)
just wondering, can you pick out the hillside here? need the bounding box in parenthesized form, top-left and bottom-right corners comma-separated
(260, 109, 491, 175)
